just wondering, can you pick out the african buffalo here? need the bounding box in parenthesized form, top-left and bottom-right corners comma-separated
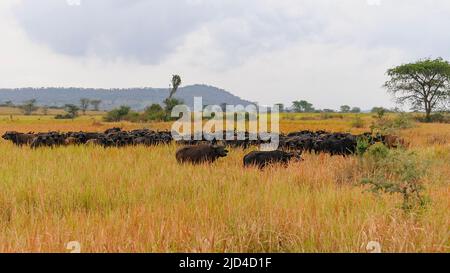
(176, 144, 229, 164)
(104, 127, 121, 134)
(243, 150, 302, 169)
(2, 131, 35, 146)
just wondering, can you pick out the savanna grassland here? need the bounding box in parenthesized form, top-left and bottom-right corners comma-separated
(0, 111, 448, 253)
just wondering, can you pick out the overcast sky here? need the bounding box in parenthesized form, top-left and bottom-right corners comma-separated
(1, 0, 449, 109)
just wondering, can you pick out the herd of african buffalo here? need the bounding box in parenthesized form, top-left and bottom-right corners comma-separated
(2, 128, 172, 148)
(2, 128, 406, 168)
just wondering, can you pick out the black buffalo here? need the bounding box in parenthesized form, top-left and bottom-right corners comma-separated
(2, 131, 35, 146)
(176, 144, 229, 164)
(243, 150, 302, 169)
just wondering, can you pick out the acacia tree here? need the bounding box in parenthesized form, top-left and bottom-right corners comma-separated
(64, 104, 80, 119)
(90, 100, 102, 111)
(351, 107, 361, 113)
(21, 99, 38, 115)
(80, 98, 90, 115)
(340, 105, 351, 113)
(42, 105, 49, 115)
(384, 58, 450, 121)
(292, 100, 314, 113)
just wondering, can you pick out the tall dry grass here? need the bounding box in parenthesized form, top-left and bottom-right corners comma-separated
(0, 114, 448, 252)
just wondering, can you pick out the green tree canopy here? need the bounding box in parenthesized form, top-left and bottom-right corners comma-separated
(384, 58, 450, 121)
(20, 99, 38, 115)
(164, 98, 184, 113)
(80, 98, 90, 115)
(351, 107, 361, 113)
(168, 75, 182, 99)
(3, 100, 14, 107)
(340, 105, 351, 113)
(64, 104, 80, 119)
(292, 100, 314, 113)
(90, 100, 102, 111)
(104, 105, 131, 122)
(144, 104, 167, 121)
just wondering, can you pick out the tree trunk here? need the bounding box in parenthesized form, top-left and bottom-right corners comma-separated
(425, 101, 432, 122)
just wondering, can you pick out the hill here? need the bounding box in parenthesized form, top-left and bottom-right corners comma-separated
(0, 84, 254, 110)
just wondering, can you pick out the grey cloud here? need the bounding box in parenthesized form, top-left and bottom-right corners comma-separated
(13, 0, 450, 66)
(13, 0, 323, 65)
(14, 0, 217, 63)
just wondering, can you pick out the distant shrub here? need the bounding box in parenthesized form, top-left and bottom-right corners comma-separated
(351, 107, 361, 113)
(361, 144, 429, 212)
(55, 114, 75, 120)
(104, 103, 180, 122)
(370, 113, 415, 134)
(104, 106, 133, 122)
(371, 107, 388, 117)
(55, 104, 80, 119)
(125, 112, 140, 123)
(143, 104, 168, 121)
(392, 113, 415, 129)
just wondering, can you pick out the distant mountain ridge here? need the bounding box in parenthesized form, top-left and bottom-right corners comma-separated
(0, 84, 254, 110)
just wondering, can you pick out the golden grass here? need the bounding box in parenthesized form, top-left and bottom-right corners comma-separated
(0, 114, 448, 253)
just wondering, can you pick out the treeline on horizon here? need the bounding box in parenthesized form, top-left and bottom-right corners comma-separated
(1, 57, 449, 123)
(1, 97, 449, 124)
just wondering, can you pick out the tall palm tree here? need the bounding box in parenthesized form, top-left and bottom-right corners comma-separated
(168, 75, 182, 100)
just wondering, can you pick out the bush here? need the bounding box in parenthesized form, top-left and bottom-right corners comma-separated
(361, 144, 428, 211)
(356, 136, 371, 156)
(55, 114, 75, 120)
(104, 104, 176, 122)
(143, 104, 167, 121)
(164, 98, 184, 113)
(365, 142, 390, 160)
(104, 106, 133, 122)
(371, 107, 387, 118)
(370, 113, 415, 134)
(125, 112, 140, 123)
(392, 113, 415, 129)
(54, 104, 79, 119)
